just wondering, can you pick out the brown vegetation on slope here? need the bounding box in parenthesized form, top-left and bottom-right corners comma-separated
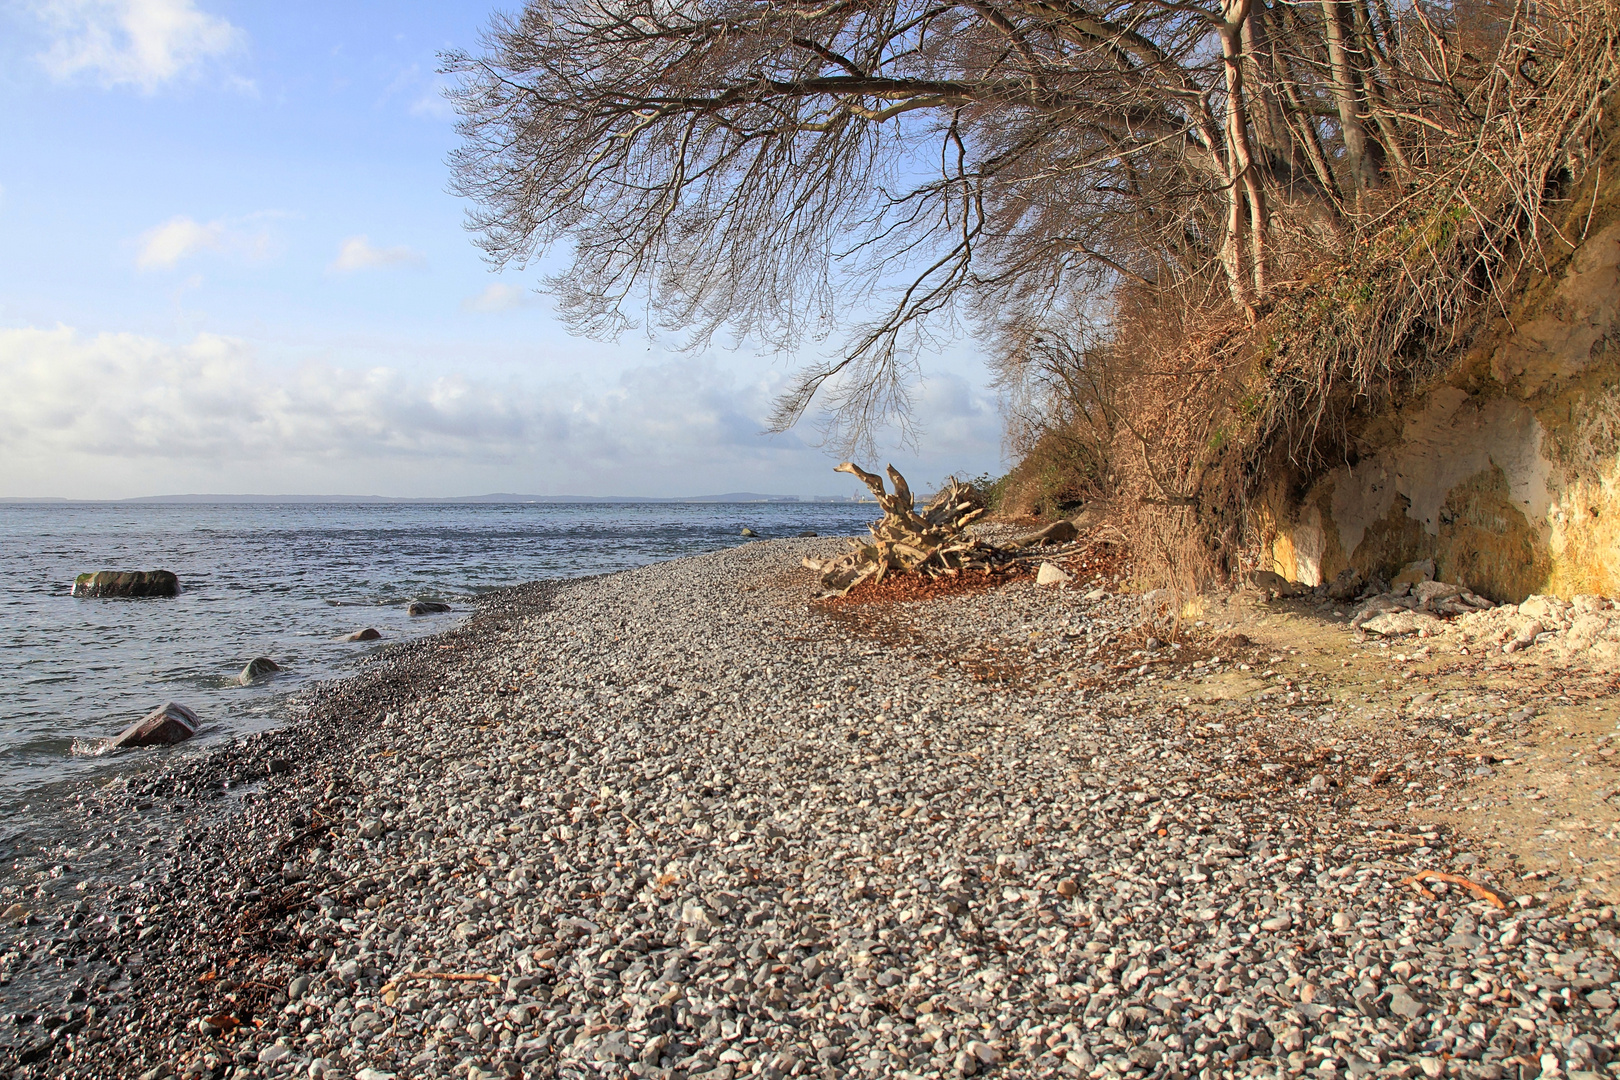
(996, 30, 1620, 594)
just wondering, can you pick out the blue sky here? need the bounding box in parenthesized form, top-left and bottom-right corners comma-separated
(0, 0, 1003, 499)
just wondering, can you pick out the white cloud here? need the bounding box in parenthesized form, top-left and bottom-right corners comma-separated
(135, 214, 272, 269)
(409, 90, 455, 121)
(330, 235, 426, 273)
(34, 0, 244, 92)
(0, 326, 1005, 497)
(461, 283, 537, 313)
(379, 64, 454, 121)
(408, 75, 455, 121)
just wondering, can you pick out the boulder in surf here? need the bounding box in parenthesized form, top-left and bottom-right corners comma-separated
(344, 628, 382, 642)
(110, 701, 199, 749)
(407, 600, 451, 616)
(238, 657, 281, 685)
(72, 570, 180, 598)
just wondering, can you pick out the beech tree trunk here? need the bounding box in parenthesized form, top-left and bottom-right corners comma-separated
(1320, 0, 1383, 196)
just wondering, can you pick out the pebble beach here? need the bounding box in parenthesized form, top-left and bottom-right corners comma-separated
(4, 538, 1618, 1080)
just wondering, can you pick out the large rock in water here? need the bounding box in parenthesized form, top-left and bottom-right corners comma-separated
(344, 628, 382, 642)
(407, 600, 451, 616)
(238, 657, 281, 685)
(110, 702, 199, 749)
(72, 570, 180, 598)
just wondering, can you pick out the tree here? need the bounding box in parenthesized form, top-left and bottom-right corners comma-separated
(446, 0, 1615, 449)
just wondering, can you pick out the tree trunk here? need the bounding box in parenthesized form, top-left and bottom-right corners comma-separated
(1222, 0, 1269, 303)
(1241, 1, 1302, 178)
(1320, 0, 1382, 195)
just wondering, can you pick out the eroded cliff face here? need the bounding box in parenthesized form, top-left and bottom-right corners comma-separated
(1263, 213, 1620, 603)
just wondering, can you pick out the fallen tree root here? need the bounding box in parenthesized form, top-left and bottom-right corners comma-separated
(1400, 870, 1510, 908)
(803, 463, 1068, 597)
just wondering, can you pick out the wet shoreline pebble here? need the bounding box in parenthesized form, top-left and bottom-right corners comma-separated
(0, 539, 1615, 1080)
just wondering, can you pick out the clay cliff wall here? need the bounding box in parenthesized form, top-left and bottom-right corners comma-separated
(1262, 164, 1620, 602)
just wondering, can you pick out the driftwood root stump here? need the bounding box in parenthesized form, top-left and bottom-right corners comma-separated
(804, 463, 1073, 598)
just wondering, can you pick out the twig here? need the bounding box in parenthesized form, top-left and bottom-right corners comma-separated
(1582, 165, 1602, 243)
(1400, 870, 1509, 909)
(380, 972, 502, 994)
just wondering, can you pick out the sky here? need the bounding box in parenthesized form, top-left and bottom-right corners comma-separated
(0, 0, 1005, 500)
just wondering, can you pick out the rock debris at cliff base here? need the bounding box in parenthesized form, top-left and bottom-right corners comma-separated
(2, 540, 1617, 1080)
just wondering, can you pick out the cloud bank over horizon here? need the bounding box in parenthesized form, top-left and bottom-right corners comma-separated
(0, 325, 1003, 500)
(0, 4, 1005, 502)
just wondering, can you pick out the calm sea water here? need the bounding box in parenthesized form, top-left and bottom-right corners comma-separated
(0, 501, 872, 797)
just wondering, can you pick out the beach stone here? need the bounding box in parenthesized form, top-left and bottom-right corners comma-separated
(238, 657, 281, 685)
(1251, 570, 1301, 596)
(1392, 559, 1436, 587)
(965, 1041, 1001, 1064)
(1389, 987, 1425, 1018)
(1359, 610, 1445, 637)
(1519, 594, 1570, 620)
(740, 527, 758, 537)
(1327, 567, 1363, 601)
(1503, 619, 1544, 653)
(1413, 581, 1463, 605)
(407, 600, 451, 616)
(1036, 562, 1071, 586)
(72, 570, 180, 598)
(344, 628, 382, 642)
(110, 701, 199, 749)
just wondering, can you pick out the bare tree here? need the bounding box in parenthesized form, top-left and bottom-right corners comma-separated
(446, 0, 1616, 450)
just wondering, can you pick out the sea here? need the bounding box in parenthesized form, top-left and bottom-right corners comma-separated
(0, 500, 874, 804)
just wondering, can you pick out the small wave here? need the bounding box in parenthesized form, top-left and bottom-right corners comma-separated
(69, 737, 114, 757)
